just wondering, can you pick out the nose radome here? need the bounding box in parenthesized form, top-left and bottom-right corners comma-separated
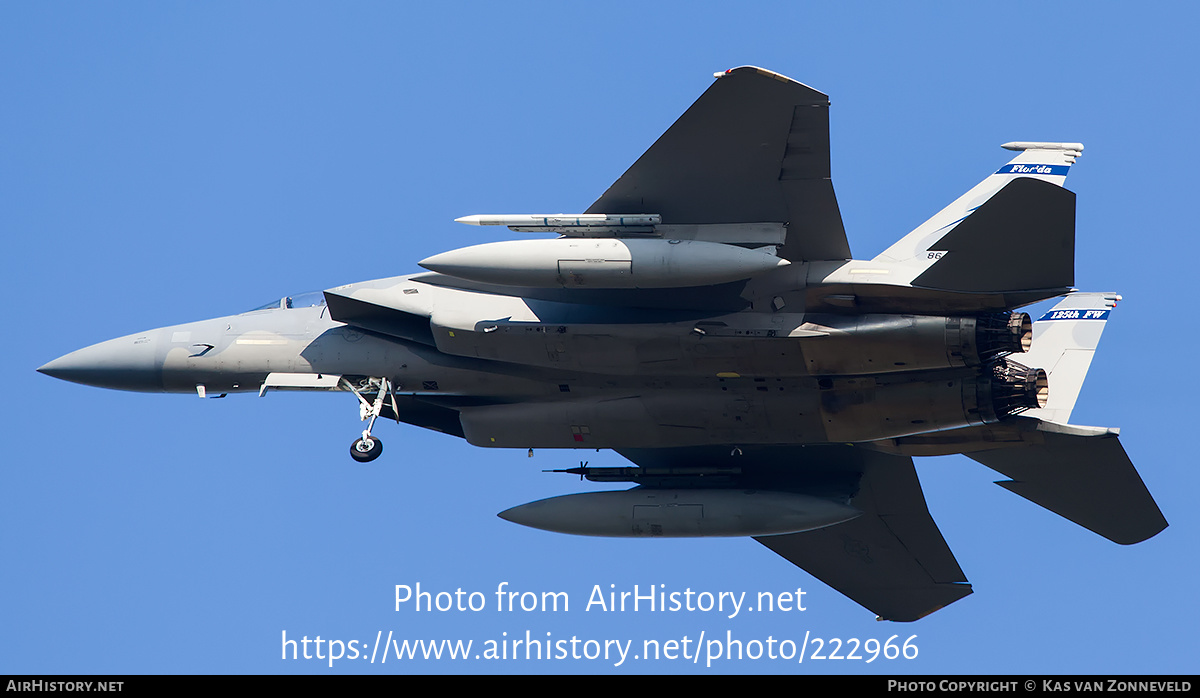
(38, 330, 165, 392)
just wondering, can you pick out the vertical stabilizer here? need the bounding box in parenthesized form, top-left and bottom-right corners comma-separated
(875, 142, 1083, 265)
(1020, 292, 1120, 424)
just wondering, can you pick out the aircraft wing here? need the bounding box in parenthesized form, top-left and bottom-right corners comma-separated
(753, 453, 972, 622)
(587, 66, 850, 262)
(615, 444, 971, 621)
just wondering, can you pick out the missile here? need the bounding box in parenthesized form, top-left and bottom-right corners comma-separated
(497, 488, 861, 538)
(455, 213, 661, 230)
(419, 238, 789, 289)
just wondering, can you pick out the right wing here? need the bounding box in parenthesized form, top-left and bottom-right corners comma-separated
(753, 452, 972, 622)
(616, 444, 971, 621)
(587, 66, 850, 262)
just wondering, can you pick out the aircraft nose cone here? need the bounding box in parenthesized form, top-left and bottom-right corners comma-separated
(38, 331, 165, 392)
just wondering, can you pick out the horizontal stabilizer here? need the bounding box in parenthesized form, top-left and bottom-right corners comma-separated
(755, 454, 971, 621)
(912, 177, 1075, 293)
(966, 430, 1167, 545)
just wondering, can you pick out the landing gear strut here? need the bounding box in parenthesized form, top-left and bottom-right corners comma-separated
(342, 377, 398, 463)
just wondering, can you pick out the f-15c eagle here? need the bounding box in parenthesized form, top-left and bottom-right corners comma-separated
(39, 66, 1166, 621)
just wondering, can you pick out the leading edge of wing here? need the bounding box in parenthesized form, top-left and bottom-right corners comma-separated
(754, 449, 972, 622)
(587, 67, 851, 262)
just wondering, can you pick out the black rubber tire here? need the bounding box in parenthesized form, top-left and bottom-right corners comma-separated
(350, 436, 383, 463)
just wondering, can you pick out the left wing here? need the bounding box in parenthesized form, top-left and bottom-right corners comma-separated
(587, 66, 850, 262)
(616, 444, 971, 621)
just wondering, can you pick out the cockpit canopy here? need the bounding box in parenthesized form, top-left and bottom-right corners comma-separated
(246, 290, 327, 313)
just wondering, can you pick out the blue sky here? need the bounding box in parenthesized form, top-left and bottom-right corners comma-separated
(3, 2, 1197, 674)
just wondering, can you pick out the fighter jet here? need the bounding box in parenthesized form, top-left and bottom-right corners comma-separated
(38, 66, 1166, 621)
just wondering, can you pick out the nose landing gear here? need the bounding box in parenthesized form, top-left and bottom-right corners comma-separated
(342, 377, 398, 463)
(351, 435, 382, 462)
